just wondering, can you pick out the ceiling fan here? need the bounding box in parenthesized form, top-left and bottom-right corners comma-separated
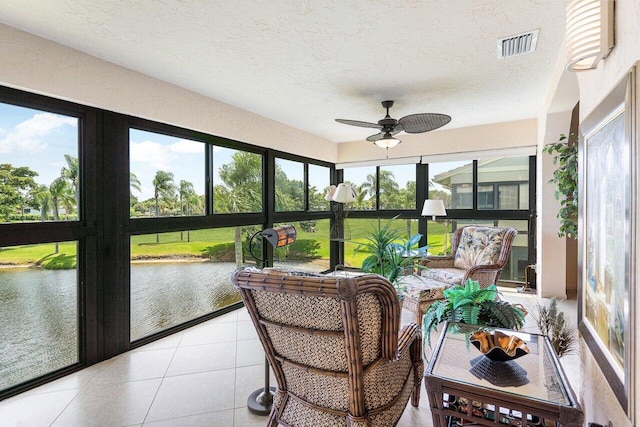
(335, 100, 451, 149)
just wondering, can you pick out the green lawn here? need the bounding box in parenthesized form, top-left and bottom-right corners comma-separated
(0, 218, 447, 270)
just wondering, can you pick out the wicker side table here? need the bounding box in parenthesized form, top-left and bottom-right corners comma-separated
(425, 322, 583, 427)
(398, 275, 449, 325)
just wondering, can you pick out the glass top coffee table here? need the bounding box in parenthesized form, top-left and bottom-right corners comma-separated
(424, 322, 583, 427)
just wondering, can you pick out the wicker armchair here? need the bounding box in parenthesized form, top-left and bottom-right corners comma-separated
(419, 225, 518, 289)
(231, 268, 423, 427)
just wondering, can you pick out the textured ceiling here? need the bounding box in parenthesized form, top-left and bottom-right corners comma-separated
(0, 0, 568, 143)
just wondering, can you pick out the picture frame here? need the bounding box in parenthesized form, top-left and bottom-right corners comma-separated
(578, 64, 636, 415)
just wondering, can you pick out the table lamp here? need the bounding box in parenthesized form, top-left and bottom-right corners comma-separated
(421, 199, 447, 221)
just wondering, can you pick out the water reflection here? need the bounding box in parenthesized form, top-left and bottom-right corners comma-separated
(0, 262, 242, 391)
(130, 262, 241, 340)
(0, 268, 78, 391)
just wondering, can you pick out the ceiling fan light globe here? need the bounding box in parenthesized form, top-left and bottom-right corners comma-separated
(374, 136, 401, 149)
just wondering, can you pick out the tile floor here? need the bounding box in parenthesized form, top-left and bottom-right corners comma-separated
(0, 289, 579, 427)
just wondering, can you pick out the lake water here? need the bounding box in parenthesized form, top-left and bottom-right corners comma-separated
(0, 262, 243, 391)
(0, 260, 328, 392)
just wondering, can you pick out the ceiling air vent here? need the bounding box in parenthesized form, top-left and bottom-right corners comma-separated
(497, 29, 539, 59)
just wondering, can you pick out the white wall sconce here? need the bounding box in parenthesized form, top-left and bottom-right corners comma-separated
(566, 0, 614, 71)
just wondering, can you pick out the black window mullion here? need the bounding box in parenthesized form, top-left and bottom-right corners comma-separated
(472, 159, 479, 209)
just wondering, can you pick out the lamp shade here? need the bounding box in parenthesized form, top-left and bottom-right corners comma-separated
(324, 185, 337, 201)
(566, 0, 614, 71)
(421, 199, 447, 220)
(332, 183, 358, 203)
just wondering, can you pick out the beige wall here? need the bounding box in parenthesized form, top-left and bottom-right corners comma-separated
(337, 118, 537, 162)
(536, 111, 571, 300)
(0, 23, 337, 162)
(572, 0, 640, 424)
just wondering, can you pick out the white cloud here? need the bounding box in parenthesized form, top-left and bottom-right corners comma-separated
(170, 139, 203, 154)
(130, 140, 173, 170)
(0, 113, 76, 154)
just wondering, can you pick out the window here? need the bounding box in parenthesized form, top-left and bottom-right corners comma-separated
(130, 229, 246, 341)
(425, 156, 534, 283)
(478, 157, 529, 210)
(129, 129, 205, 218)
(342, 166, 375, 210)
(379, 165, 415, 210)
(429, 161, 473, 210)
(273, 219, 330, 272)
(477, 184, 494, 209)
(0, 103, 79, 223)
(308, 164, 330, 211)
(0, 242, 78, 390)
(498, 184, 519, 209)
(275, 158, 304, 211)
(213, 148, 263, 213)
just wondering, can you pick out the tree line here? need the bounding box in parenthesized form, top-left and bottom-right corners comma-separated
(1, 151, 451, 222)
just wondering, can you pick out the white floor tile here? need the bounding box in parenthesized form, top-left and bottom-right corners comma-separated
(0, 389, 79, 427)
(215, 311, 239, 323)
(235, 339, 265, 368)
(51, 379, 162, 427)
(180, 322, 238, 347)
(145, 369, 235, 423)
(142, 409, 234, 426)
(236, 309, 252, 322)
(233, 407, 271, 427)
(236, 321, 258, 341)
(165, 342, 236, 377)
(89, 348, 176, 384)
(234, 364, 276, 409)
(25, 368, 96, 395)
(133, 333, 184, 352)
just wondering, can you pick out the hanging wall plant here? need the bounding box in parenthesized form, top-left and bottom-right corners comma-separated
(543, 133, 578, 238)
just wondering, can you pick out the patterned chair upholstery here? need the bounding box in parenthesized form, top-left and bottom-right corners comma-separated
(231, 268, 423, 427)
(419, 226, 518, 289)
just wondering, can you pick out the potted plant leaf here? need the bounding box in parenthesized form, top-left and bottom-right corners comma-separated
(422, 279, 526, 346)
(354, 216, 428, 295)
(543, 133, 578, 238)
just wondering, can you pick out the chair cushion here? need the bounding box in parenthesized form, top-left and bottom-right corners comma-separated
(420, 267, 464, 286)
(453, 226, 506, 270)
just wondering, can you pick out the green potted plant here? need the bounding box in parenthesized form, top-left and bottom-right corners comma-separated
(422, 279, 526, 345)
(354, 217, 427, 294)
(543, 133, 578, 238)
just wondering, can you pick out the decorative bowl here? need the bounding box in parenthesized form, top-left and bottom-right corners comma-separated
(469, 329, 530, 362)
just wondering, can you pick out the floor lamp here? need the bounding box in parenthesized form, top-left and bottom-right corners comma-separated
(246, 225, 297, 415)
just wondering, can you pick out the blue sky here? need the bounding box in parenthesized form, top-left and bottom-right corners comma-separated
(0, 103, 78, 188)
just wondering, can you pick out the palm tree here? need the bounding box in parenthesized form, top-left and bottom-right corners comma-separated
(50, 176, 73, 253)
(61, 154, 79, 218)
(179, 180, 195, 216)
(152, 171, 176, 242)
(179, 179, 195, 240)
(378, 170, 400, 209)
(32, 184, 51, 222)
(130, 172, 142, 205)
(359, 173, 377, 199)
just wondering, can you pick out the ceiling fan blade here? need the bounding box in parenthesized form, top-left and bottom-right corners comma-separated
(366, 128, 401, 142)
(335, 119, 383, 129)
(398, 113, 451, 133)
